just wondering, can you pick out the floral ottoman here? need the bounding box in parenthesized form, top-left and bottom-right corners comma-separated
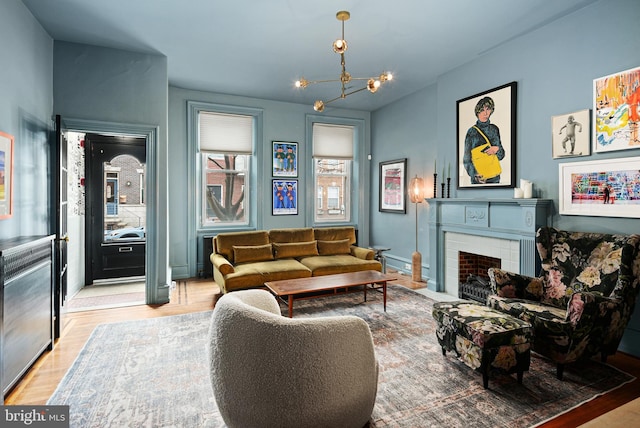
(432, 301, 533, 389)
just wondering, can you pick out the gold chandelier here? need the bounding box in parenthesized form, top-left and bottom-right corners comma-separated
(295, 11, 393, 112)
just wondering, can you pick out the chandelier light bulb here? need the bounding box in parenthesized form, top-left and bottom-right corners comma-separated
(295, 78, 308, 88)
(313, 100, 325, 112)
(333, 39, 348, 54)
(367, 78, 378, 93)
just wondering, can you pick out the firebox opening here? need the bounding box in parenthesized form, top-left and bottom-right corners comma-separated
(458, 252, 501, 286)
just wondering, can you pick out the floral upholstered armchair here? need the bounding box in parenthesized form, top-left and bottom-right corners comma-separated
(487, 227, 640, 379)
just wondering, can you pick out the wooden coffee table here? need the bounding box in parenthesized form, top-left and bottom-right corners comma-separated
(265, 270, 397, 317)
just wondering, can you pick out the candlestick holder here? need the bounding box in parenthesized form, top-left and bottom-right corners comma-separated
(447, 178, 451, 198)
(441, 182, 445, 199)
(433, 173, 437, 198)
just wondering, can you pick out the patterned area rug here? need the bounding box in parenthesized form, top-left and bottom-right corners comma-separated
(48, 285, 634, 427)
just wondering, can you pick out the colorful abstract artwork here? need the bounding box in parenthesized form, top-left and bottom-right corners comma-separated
(0, 131, 13, 219)
(559, 157, 640, 218)
(593, 66, 640, 153)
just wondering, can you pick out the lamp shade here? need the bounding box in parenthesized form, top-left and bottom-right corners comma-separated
(409, 175, 425, 203)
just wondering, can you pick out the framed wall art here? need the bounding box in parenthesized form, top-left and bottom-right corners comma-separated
(0, 131, 14, 219)
(551, 109, 591, 159)
(379, 158, 406, 213)
(272, 179, 298, 215)
(456, 81, 517, 189)
(593, 65, 640, 153)
(272, 141, 297, 177)
(559, 156, 640, 218)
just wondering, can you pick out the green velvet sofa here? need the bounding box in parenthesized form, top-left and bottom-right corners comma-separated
(210, 226, 382, 293)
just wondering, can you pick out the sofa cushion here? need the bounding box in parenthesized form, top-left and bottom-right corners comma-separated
(269, 228, 314, 243)
(300, 255, 382, 276)
(233, 244, 274, 264)
(314, 227, 356, 245)
(317, 239, 351, 256)
(215, 231, 270, 263)
(222, 260, 312, 293)
(273, 241, 318, 259)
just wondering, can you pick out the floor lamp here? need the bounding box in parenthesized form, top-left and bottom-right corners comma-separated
(409, 175, 425, 282)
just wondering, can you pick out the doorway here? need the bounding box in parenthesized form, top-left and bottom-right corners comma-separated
(84, 134, 146, 283)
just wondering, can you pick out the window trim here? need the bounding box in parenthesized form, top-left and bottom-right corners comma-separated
(306, 115, 364, 227)
(187, 102, 264, 244)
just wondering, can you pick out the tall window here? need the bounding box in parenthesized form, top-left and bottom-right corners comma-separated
(199, 111, 253, 226)
(313, 123, 353, 222)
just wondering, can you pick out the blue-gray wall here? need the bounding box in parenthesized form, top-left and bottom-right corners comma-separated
(168, 87, 373, 278)
(52, 41, 172, 303)
(0, 0, 53, 240)
(371, 0, 640, 355)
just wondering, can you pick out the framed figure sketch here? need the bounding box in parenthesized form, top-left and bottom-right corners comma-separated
(456, 82, 517, 189)
(551, 109, 590, 159)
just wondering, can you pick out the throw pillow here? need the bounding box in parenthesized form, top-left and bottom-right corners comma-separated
(233, 244, 274, 264)
(273, 241, 318, 259)
(317, 239, 351, 256)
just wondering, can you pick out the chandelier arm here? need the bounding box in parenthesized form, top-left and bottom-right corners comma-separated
(341, 86, 368, 97)
(323, 86, 369, 107)
(305, 78, 344, 85)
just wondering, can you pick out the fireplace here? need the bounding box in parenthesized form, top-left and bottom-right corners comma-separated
(426, 198, 552, 296)
(458, 252, 501, 285)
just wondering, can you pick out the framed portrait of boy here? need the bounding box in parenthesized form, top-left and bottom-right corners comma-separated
(456, 82, 517, 189)
(551, 109, 590, 159)
(272, 141, 298, 177)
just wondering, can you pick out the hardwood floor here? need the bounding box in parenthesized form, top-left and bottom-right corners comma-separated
(5, 276, 640, 428)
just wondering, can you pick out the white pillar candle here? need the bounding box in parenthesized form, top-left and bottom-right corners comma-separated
(523, 182, 533, 198)
(514, 188, 524, 198)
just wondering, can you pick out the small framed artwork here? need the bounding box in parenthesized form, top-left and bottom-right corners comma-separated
(593, 65, 640, 153)
(551, 109, 591, 159)
(379, 158, 407, 213)
(456, 82, 516, 188)
(0, 131, 14, 219)
(559, 156, 640, 218)
(272, 141, 298, 177)
(273, 179, 298, 215)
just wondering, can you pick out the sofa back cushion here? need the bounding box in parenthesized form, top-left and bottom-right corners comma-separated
(233, 244, 274, 264)
(313, 227, 356, 245)
(317, 239, 352, 256)
(273, 241, 319, 259)
(269, 228, 314, 243)
(215, 231, 270, 264)
(536, 227, 627, 308)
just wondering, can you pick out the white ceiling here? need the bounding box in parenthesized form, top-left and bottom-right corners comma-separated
(22, 0, 598, 111)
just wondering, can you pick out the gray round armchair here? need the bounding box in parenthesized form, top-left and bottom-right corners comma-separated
(208, 289, 378, 428)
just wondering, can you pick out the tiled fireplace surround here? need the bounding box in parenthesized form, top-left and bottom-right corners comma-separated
(427, 198, 553, 297)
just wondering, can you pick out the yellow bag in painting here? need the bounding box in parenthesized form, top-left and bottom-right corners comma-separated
(470, 126, 501, 179)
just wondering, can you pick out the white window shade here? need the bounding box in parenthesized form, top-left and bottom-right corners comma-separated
(312, 123, 354, 159)
(199, 111, 253, 154)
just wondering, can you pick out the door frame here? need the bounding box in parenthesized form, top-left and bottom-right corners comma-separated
(62, 118, 159, 304)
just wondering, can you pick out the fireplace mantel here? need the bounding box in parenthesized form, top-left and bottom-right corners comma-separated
(426, 198, 553, 293)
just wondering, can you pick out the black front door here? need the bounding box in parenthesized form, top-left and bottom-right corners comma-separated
(85, 134, 146, 282)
